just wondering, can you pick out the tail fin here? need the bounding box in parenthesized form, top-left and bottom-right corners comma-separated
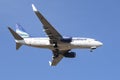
(8, 27, 23, 50)
(16, 24, 30, 38)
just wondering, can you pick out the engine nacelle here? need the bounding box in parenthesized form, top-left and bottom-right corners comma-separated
(64, 52, 76, 58)
(61, 37, 72, 43)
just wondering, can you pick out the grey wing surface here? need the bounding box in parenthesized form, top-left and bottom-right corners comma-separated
(32, 4, 66, 66)
(32, 4, 62, 44)
(49, 53, 64, 66)
(49, 50, 69, 66)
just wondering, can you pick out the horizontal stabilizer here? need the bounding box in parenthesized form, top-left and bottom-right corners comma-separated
(8, 27, 23, 50)
(8, 27, 23, 40)
(16, 43, 22, 50)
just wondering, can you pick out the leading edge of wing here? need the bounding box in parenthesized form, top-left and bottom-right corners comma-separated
(31, 4, 62, 43)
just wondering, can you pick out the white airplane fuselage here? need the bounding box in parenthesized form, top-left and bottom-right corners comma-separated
(16, 37, 103, 51)
(8, 4, 103, 66)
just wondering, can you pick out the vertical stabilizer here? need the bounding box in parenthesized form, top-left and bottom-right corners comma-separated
(16, 24, 30, 38)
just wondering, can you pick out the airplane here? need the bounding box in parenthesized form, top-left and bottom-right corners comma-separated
(8, 4, 103, 66)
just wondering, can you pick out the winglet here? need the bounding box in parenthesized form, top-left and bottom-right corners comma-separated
(49, 61, 52, 66)
(32, 4, 37, 11)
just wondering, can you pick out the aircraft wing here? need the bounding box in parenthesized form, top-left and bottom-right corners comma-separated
(49, 54, 64, 66)
(32, 4, 62, 44)
(49, 50, 69, 66)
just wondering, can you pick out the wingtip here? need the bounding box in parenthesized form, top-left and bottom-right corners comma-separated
(32, 4, 37, 11)
(49, 61, 52, 66)
(8, 27, 12, 30)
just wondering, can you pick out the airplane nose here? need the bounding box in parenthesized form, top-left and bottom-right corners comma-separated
(98, 41, 103, 46)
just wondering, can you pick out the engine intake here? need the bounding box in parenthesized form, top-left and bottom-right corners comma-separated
(64, 52, 76, 58)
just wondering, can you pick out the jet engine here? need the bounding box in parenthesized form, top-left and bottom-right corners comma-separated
(60, 37, 72, 43)
(64, 52, 76, 58)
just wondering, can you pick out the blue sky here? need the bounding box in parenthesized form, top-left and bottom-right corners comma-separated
(0, 0, 120, 80)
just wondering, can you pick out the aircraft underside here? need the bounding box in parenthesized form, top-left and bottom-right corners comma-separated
(8, 4, 103, 66)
